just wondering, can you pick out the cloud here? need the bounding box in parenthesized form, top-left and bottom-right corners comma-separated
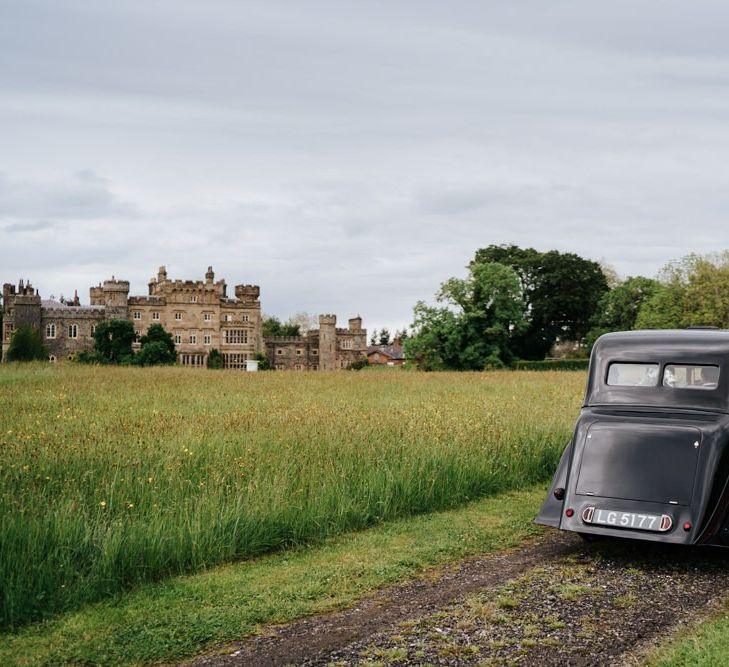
(0, 171, 139, 223)
(3, 1, 729, 333)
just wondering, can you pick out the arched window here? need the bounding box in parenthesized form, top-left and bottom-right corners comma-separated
(46, 323, 56, 339)
(68, 325, 78, 339)
(48, 355, 57, 363)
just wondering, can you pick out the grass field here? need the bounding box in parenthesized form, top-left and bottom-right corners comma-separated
(0, 363, 583, 630)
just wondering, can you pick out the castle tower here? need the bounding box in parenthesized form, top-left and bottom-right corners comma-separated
(234, 284, 260, 302)
(90, 283, 104, 305)
(205, 266, 215, 286)
(102, 278, 130, 320)
(318, 314, 337, 371)
(348, 316, 362, 331)
(12, 280, 42, 330)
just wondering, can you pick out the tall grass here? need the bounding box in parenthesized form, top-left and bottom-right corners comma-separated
(0, 364, 583, 629)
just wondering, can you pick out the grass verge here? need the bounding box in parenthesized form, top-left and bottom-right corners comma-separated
(0, 486, 546, 666)
(645, 597, 729, 667)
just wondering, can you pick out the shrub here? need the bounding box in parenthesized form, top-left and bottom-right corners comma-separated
(207, 349, 224, 369)
(6, 325, 48, 362)
(255, 352, 271, 370)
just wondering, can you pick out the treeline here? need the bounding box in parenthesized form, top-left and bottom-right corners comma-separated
(405, 245, 729, 371)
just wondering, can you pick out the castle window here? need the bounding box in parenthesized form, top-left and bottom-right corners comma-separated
(294, 364, 303, 371)
(46, 323, 56, 339)
(68, 325, 78, 339)
(203, 333, 211, 345)
(312, 349, 318, 356)
(133, 311, 141, 320)
(174, 333, 181, 345)
(296, 349, 303, 355)
(223, 352, 247, 369)
(180, 353, 203, 366)
(189, 333, 197, 344)
(276, 348, 283, 355)
(224, 314, 232, 322)
(241, 314, 249, 323)
(48, 355, 57, 363)
(224, 329, 248, 345)
(341, 338, 353, 349)
(175, 312, 182, 321)
(275, 364, 285, 370)
(152, 312, 160, 321)
(190, 296, 198, 303)
(204, 312, 212, 322)
(5, 324, 14, 341)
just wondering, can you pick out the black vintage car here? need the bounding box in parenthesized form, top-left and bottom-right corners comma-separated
(536, 329, 729, 546)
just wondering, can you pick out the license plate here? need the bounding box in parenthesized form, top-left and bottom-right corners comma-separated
(581, 506, 673, 532)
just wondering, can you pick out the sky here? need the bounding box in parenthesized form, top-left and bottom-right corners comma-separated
(2, 1, 729, 334)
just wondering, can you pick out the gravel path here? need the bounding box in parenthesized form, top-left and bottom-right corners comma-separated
(189, 533, 729, 667)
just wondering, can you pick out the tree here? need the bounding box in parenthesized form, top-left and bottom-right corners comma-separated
(378, 328, 391, 345)
(586, 276, 661, 349)
(6, 325, 48, 362)
(262, 315, 300, 338)
(287, 311, 318, 333)
(405, 261, 525, 370)
(394, 329, 409, 343)
(207, 349, 224, 369)
(134, 324, 177, 366)
(473, 245, 608, 359)
(369, 329, 378, 345)
(89, 319, 135, 364)
(635, 252, 729, 330)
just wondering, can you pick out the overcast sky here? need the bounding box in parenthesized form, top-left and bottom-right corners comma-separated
(2, 1, 729, 333)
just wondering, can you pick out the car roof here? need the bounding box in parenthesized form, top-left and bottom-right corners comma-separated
(586, 329, 729, 413)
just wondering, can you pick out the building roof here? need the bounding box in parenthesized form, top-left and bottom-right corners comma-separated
(367, 344, 405, 360)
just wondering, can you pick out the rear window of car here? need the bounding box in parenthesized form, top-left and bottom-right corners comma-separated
(606, 363, 659, 386)
(663, 364, 719, 389)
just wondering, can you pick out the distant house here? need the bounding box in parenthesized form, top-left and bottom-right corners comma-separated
(367, 339, 406, 366)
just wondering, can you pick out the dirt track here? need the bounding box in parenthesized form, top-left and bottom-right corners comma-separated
(190, 532, 729, 666)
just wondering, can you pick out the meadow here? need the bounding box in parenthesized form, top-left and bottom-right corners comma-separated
(0, 364, 584, 630)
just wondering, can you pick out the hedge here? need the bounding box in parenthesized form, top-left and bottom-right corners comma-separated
(513, 359, 589, 371)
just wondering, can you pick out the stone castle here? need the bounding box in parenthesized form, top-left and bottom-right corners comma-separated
(2, 266, 367, 370)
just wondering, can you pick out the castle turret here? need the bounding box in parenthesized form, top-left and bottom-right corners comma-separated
(205, 266, 215, 285)
(102, 278, 130, 320)
(158, 266, 168, 283)
(90, 283, 104, 305)
(234, 284, 260, 302)
(318, 314, 337, 371)
(348, 316, 362, 331)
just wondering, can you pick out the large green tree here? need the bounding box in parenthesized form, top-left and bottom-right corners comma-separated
(405, 261, 525, 370)
(586, 276, 661, 348)
(6, 325, 48, 362)
(261, 316, 300, 337)
(636, 252, 729, 329)
(90, 319, 135, 364)
(134, 324, 177, 366)
(473, 245, 609, 359)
